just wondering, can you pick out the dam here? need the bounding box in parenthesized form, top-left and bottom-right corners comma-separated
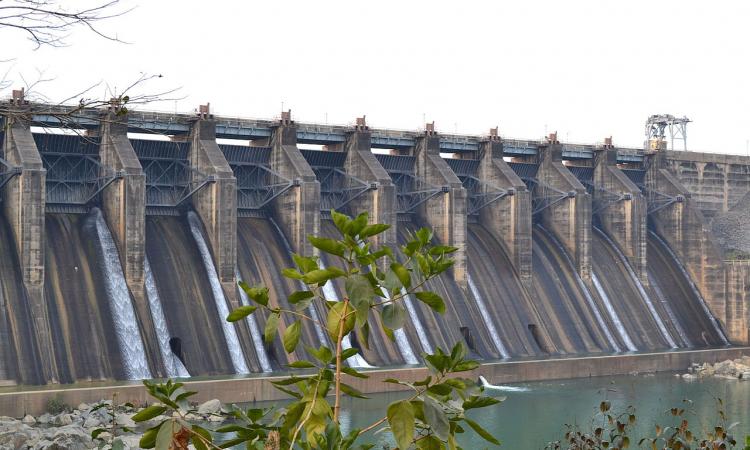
(0, 100, 749, 385)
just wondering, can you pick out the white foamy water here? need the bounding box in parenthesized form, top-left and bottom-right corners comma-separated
(236, 270, 273, 373)
(187, 212, 249, 374)
(92, 209, 152, 380)
(467, 273, 510, 358)
(380, 288, 419, 364)
(479, 375, 530, 392)
(647, 272, 691, 347)
(400, 288, 434, 355)
(591, 272, 638, 351)
(144, 257, 190, 378)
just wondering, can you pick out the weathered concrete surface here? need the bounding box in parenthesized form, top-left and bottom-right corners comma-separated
(98, 113, 163, 377)
(646, 152, 732, 341)
(267, 120, 320, 256)
(414, 132, 467, 286)
(477, 137, 532, 285)
(189, 120, 238, 306)
(1, 120, 57, 384)
(2, 347, 748, 417)
(593, 146, 647, 282)
(343, 126, 397, 248)
(663, 151, 750, 217)
(725, 261, 750, 344)
(536, 139, 592, 279)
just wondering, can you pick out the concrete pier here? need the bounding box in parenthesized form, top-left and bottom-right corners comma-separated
(645, 151, 731, 340)
(267, 113, 321, 255)
(593, 141, 647, 282)
(476, 133, 532, 285)
(189, 118, 238, 306)
(1, 119, 57, 383)
(725, 261, 750, 344)
(343, 119, 397, 248)
(413, 126, 467, 285)
(98, 113, 163, 376)
(535, 135, 591, 279)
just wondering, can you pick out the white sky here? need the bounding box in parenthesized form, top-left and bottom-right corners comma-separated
(3, 0, 750, 154)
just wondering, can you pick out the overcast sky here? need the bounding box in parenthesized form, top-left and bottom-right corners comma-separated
(3, 0, 750, 154)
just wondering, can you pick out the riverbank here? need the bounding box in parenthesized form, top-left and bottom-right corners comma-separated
(1, 347, 748, 417)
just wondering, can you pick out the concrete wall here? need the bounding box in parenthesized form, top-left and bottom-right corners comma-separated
(725, 261, 750, 344)
(593, 147, 647, 282)
(536, 141, 592, 279)
(663, 151, 750, 216)
(1, 120, 57, 384)
(189, 120, 238, 306)
(343, 127, 397, 248)
(2, 346, 748, 417)
(98, 114, 163, 377)
(645, 153, 732, 340)
(477, 138, 532, 285)
(414, 133, 467, 286)
(268, 122, 320, 256)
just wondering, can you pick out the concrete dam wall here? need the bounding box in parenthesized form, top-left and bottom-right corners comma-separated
(0, 106, 748, 385)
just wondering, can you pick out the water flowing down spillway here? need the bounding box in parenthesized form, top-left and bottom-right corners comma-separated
(647, 231, 729, 346)
(530, 226, 618, 354)
(591, 228, 678, 350)
(145, 215, 236, 376)
(44, 213, 126, 382)
(466, 224, 552, 357)
(93, 209, 152, 380)
(589, 272, 638, 352)
(145, 258, 190, 378)
(236, 271, 273, 373)
(187, 212, 249, 375)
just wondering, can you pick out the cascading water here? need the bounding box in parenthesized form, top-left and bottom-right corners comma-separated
(597, 230, 678, 348)
(319, 271, 374, 368)
(92, 208, 152, 380)
(380, 288, 419, 364)
(648, 272, 691, 347)
(236, 270, 273, 373)
(268, 218, 329, 346)
(187, 212, 250, 374)
(590, 272, 638, 352)
(649, 231, 729, 345)
(400, 288, 434, 355)
(467, 273, 510, 358)
(145, 258, 190, 378)
(542, 227, 621, 352)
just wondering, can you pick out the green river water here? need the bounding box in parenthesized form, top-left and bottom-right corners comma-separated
(253, 373, 750, 449)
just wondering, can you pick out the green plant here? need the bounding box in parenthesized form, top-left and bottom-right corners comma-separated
(45, 394, 69, 415)
(134, 210, 503, 449)
(90, 393, 136, 450)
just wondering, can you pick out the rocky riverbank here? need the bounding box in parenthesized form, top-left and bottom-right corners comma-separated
(681, 356, 750, 380)
(0, 398, 226, 449)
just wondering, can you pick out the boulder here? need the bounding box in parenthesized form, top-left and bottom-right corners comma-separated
(53, 414, 73, 426)
(37, 413, 53, 425)
(115, 413, 136, 429)
(76, 403, 90, 412)
(197, 399, 221, 415)
(22, 414, 37, 425)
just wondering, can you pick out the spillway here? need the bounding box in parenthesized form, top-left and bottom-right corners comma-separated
(530, 226, 617, 354)
(92, 209, 152, 380)
(145, 215, 236, 376)
(590, 228, 676, 351)
(466, 223, 551, 357)
(44, 213, 125, 382)
(646, 231, 728, 347)
(236, 270, 273, 373)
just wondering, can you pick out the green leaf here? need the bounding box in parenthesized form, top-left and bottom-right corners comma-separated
(387, 400, 415, 450)
(415, 291, 445, 314)
(264, 312, 280, 343)
(349, 212, 369, 237)
(331, 210, 351, 235)
(91, 428, 106, 439)
(360, 321, 371, 350)
(326, 302, 355, 340)
(282, 268, 305, 280)
(283, 320, 302, 353)
(463, 418, 500, 445)
(289, 290, 314, 305)
(308, 236, 347, 257)
(359, 223, 391, 239)
(463, 396, 502, 410)
(112, 439, 126, 450)
(226, 305, 257, 322)
(427, 383, 453, 396)
(306, 345, 333, 364)
(381, 303, 406, 330)
(341, 347, 360, 360)
(288, 360, 316, 369)
(293, 253, 319, 273)
(340, 383, 369, 399)
(416, 227, 433, 244)
(452, 361, 480, 372)
(304, 269, 336, 285)
(238, 282, 269, 306)
(429, 245, 459, 256)
(155, 419, 180, 450)
(383, 269, 402, 291)
(132, 405, 167, 422)
(390, 263, 411, 289)
(139, 424, 161, 448)
(417, 435, 442, 450)
(342, 366, 369, 379)
(423, 397, 450, 441)
(346, 275, 374, 326)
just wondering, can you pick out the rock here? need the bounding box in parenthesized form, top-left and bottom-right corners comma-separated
(83, 415, 101, 428)
(197, 399, 221, 415)
(115, 412, 136, 428)
(37, 413, 53, 424)
(741, 372, 750, 380)
(207, 414, 225, 422)
(119, 435, 142, 449)
(76, 403, 90, 412)
(0, 421, 42, 449)
(44, 424, 95, 449)
(54, 414, 73, 426)
(22, 414, 37, 425)
(682, 373, 697, 380)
